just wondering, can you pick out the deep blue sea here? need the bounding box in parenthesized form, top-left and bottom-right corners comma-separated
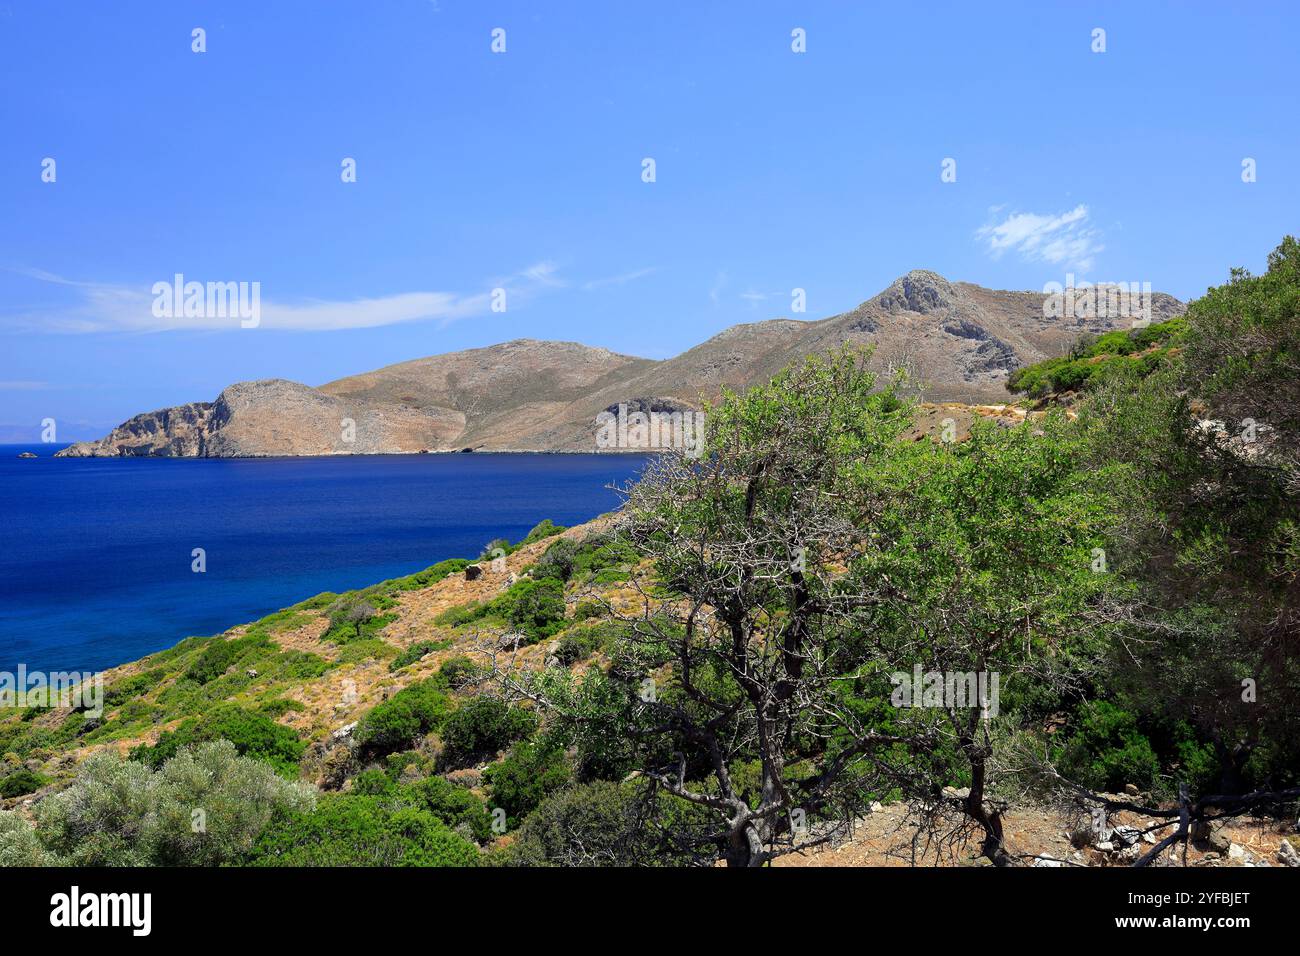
(0, 445, 648, 674)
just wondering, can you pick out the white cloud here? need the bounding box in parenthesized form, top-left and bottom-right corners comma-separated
(1, 263, 559, 333)
(581, 267, 655, 291)
(708, 271, 728, 305)
(976, 204, 1104, 272)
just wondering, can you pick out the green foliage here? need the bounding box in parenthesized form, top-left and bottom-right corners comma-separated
(247, 793, 478, 867)
(353, 681, 453, 756)
(505, 578, 567, 640)
(532, 537, 580, 582)
(389, 639, 453, 672)
(431, 655, 481, 691)
(553, 621, 621, 667)
(185, 633, 274, 685)
(404, 776, 493, 842)
(435, 576, 567, 642)
(484, 740, 572, 826)
(521, 519, 568, 546)
(104, 668, 168, 707)
(34, 741, 313, 866)
(0, 811, 57, 866)
(1182, 235, 1300, 424)
(351, 768, 396, 796)
(1057, 701, 1161, 792)
(321, 590, 398, 644)
(0, 767, 49, 798)
(1007, 318, 1186, 398)
(439, 698, 537, 769)
(506, 781, 700, 867)
(383, 558, 470, 593)
(130, 705, 306, 776)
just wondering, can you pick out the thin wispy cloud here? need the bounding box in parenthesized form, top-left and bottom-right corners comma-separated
(581, 267, 655, 291)
(708, 271, 728, 305)
(976, 204, 1104, 273)
(1, 263, 561, 333)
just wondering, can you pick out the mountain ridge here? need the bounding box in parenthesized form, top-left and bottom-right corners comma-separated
(56, 271, 1186, 457)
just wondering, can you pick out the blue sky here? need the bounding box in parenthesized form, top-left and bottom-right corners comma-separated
(1, 0, 1297, 434)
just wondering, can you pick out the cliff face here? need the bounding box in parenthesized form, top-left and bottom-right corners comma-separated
(57, 272, 1187, 457)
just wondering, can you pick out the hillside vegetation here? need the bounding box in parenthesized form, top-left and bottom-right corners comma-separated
(4, 239, 1298, 868)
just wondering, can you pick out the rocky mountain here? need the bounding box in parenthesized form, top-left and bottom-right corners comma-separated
(56, 271, 1185, 457)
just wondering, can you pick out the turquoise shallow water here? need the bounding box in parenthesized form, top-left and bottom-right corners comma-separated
(0, 446, 647, 673)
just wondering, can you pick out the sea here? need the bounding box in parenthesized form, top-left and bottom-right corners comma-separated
(0, 445, 649, 674)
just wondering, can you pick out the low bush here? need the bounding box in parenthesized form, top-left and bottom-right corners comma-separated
(36, 741, 314, 866)
(485, 740, 572, 826)
(439, 698, 537, 769)
(130, 705, 307, 776)
(353, 681, 453, 756)
(247, 793, 478, 867)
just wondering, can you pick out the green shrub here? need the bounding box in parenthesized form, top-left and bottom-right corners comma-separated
(353, 681, 453, 756)
(130, 705, 306, 776)
(521, 519, 568, 546)
(505, 578, 567, 640)
(185, 634, 274, 685)
(554, 622, 621, 667)
(432, 656, 481, 691)
(247, 793, 478, 867)
(1058, 701, 1161, 792)
(0, 811, 57, 866)
(37, 741, 314, 866)
(104, 668, 168, 707)
(0, 768, 49, 798)
(390, 639, 453, 673)
(507, 781, 662, 867)
(533, 538, 580, 583)
(405, 776, 493, 842)
(485, 741, 572, 826)
(352, 768, 396, 796)
(439, 698, 537, 769)
(384, 559, 470, 593)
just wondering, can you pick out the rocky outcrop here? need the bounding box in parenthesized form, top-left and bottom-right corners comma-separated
(58, 272, 1187, 457)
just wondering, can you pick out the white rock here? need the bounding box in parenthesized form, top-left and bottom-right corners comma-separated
(1227, 843, 1247, 861)
(1277, 840, 1300, 867)
(1112, 825, 1141, 847)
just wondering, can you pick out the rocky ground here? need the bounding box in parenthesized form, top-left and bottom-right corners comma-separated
(776, 799, 1300, 868)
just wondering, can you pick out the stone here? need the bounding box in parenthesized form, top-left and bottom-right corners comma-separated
(1227, 843, 1247, 862)
(1096, 841, 1114, 852)
(1112, 825, 1141, 848)
(1032, 855, 1064, 867)
(1123, 783, 1140, 796)
(496, 632, 527, 651)
(1277, 839, 1300, 867)
(464, 564, 483, 581)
